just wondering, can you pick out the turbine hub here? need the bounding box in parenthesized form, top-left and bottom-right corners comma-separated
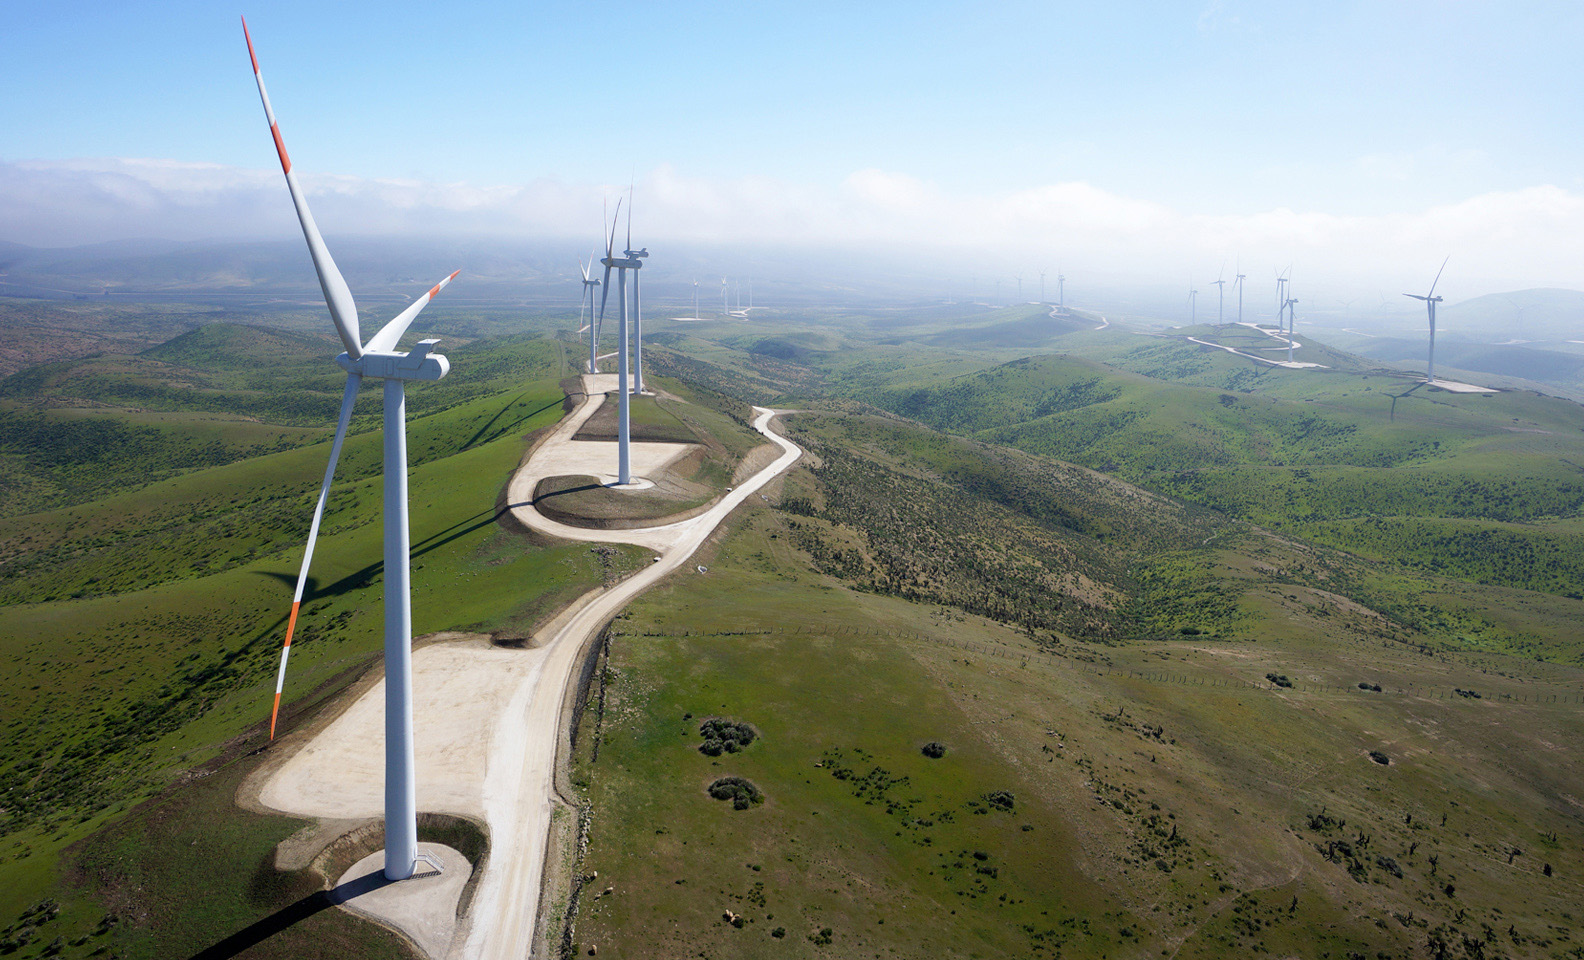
(338, 339, 450, 381)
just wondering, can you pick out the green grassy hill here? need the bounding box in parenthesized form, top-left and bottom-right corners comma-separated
(852, 349, 1584, 604)
(0, 328, 655, 959)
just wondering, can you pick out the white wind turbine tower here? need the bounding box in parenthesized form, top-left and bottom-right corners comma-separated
(1283, 294, 1299, 362)
(1275, 266, 1291, 325)
(693, 279, 699, 320)
(1188, 285, 1198, 323)
(1211, 268, 1227, 324)
(621, 188, 649, 395)
(596, 204, 642, 483)
(1405, 257, 1449, 384)
(579, 255, 601, 374)
(1232, 266, 1246, 324)
(721, 277, 728, 316)
(1016, 274, 1023, 302)
(1058, 273, 1066, 308)
(246, 18, 455, 883)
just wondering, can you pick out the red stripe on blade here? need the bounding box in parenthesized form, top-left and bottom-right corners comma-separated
(269, 691, 282, 740)
(242, 17, 259, 74)
(271, 123, 291, 174)
(284, 601, 300, 646)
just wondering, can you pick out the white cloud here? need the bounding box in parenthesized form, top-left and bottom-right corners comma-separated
(2, 157, 1581, 294)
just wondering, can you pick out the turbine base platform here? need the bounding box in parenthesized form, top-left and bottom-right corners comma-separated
(333, 842, 471, 960)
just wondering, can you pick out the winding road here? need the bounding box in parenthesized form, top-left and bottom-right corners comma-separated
(256, 379, 803, 959)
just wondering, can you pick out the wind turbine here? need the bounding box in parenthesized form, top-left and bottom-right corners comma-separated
(1188, 285, 1198, 323)
(1232, 266, 1246, 324)
(1283, 295, 1299, 362)
(596, 204, 639, 483)
(1058, 273, 1065, 308)
(1405, 257, 1449, 384)
(621, 190, 649, 395)
(1211, 268, 1227, 324)
(1016, 274, 1023, 302)
(579, 255, 601, 374)
(693, 279, 699, 320)
(1275, 266, 1291, 324)
(721, 277, 728, 316)
(245, 17, 455, 883)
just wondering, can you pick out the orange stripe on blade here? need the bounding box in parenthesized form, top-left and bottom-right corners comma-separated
(271, 123, 291, 174)
(270, 691, 282, 740)
(284, 601, 300, 646)
(242, 17, 259, 74)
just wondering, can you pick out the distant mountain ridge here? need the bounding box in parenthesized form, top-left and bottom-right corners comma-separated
(1442, 287, 1584, 341)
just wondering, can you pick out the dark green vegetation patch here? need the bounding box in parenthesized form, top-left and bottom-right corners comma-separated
(707, 776, 763, 810)
(698, 718, 757, 756)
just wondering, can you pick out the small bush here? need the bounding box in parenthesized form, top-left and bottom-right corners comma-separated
(921, 741, 946, 759)
(699, 719, 757, 754)
(1266, 673, 1293, 688)
(1376, 856, 1403, 878)
(708, 777, 763, 810)
(1357, 682, 1381, 692)
(1369, 751, 1390, 766)
(984, 791, 1015, 811)
(771, 927, 786, 939)
(811, 927, 833, 946)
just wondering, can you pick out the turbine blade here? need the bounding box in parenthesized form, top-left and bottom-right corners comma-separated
(242, 17, 362, 358)
(364, 270, 460, 354)
(1427, 255, 1450, 298)
(270, 372, 361, 738)
(626, 179, 634, 252)
(607, 198, 622, 257)
(596, 262, 614, 336)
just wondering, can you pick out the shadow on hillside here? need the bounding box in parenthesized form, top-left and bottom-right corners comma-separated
(461, 391, 563, 451)
(1387, 381, 1426, 421)
(185, 869, 394, 959)
(254, 502, 509, 605)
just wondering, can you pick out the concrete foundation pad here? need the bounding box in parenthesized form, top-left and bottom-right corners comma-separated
(334, 843, 471, 960)
(1428, 379, 1497, 393)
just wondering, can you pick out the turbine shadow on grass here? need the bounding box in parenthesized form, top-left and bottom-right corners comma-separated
(1388, 381, 1427, 421)
(249, 502, 517, 734)
(185, 870, 394, 960)
(252, 503, 510, 605)
(460, 393, 564, 452)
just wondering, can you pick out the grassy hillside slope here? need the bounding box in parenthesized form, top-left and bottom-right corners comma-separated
(0, 329, 652, 959)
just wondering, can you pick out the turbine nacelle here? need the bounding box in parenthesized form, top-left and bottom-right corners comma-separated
(337, 341, 451, 382)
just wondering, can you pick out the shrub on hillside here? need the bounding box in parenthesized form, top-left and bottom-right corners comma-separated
(699, 719, 757, 756)
(708, 777, 763, 811)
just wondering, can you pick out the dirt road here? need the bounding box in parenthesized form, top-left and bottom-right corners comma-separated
(257, 391, 802, 959)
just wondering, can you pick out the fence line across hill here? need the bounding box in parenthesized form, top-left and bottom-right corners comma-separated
(626, 625, 1584, 708)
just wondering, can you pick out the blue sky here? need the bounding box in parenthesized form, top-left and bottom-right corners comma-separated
(3, 1, 1583, 291)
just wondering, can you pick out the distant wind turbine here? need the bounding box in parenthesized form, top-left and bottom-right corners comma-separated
(579, 255, 600, 374)
(596, 202, 639, 483)
(1283, 295, 1299, 362)
(1405, 257, 1450, 384)
(1188, 285, 1198, 323)
(1232, 265, 1246, 324)
(1211, 267, 1227, 325)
